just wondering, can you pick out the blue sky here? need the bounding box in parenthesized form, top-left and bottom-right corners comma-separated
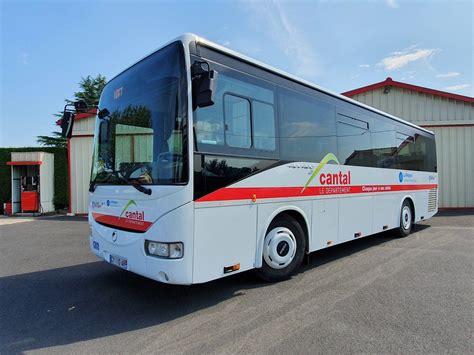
(1, 0, 472, 147)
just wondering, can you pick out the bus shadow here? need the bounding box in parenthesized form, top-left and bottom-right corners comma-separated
(0, 225, 430, 353)
(0, 261, 260, 354)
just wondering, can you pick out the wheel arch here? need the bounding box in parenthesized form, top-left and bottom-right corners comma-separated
(255, 206, 310, 269)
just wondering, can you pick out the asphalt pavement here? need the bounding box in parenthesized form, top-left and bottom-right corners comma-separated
(0, 211, 472, 354)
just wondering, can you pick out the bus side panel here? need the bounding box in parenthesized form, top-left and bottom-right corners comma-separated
(372, 193, 398, 233)
(311, 198, 339, 251)
(338, 196, 373, 243)
(193, 204, 257, 283)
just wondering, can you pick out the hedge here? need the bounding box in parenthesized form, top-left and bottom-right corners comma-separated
(0, 147, 68, 213)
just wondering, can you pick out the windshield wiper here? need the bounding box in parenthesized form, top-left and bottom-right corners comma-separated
(130, 180, 152, 195)
(90, 170, 152, 196)
(111, 171, 152, 196)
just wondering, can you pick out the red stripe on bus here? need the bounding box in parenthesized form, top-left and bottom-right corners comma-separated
(195, 184, 438, 202)
(92, 213, 153, 232)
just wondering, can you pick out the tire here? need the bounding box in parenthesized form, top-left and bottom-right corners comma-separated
(398, 200, 413, 237)
(256, 214, 306, 282)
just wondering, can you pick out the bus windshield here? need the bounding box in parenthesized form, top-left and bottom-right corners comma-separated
(91, 42, 187, 186)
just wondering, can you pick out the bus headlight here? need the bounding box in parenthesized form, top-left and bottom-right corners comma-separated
(146, 241, 183, 259)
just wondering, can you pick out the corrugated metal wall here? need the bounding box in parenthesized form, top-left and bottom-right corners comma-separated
(431, 126, 474, 208)
(351, 87, 474, 208)
(351, 87, 474, 124)
(70, 117, 95, 214)
(38, 153, 55, 213)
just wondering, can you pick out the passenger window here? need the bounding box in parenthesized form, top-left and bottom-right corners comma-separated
(371, 119, 397, 169)
(253, 101, 276, 151)
(279, 87, 337, 163)
(395, 132, 418, 170)
(194, 68, 276, 154)
(224, 94, 251, 148)
(415, 134, 437, 172)
(337, 114, 372, 166)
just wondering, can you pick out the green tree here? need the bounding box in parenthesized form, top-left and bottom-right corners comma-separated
(37, 74, 107, 148)
(70, 74, 107, 107)
(36, 132, 67, 148)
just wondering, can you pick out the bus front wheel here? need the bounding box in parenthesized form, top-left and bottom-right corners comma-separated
(256, 214, 306, 282)
(398, 200, 414, 237)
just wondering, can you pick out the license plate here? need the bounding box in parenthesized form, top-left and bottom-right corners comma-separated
(109, 254, 128, 270)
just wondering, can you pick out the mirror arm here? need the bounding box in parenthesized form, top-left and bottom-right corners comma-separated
(191, 61, 210, 78)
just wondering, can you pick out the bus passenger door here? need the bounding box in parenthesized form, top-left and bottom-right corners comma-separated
(336, 110, 373, 243)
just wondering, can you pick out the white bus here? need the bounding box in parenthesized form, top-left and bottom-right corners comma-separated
(83, 34, 437, 284)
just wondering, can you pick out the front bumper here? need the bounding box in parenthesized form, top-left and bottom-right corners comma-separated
(89, 203, 194, 285)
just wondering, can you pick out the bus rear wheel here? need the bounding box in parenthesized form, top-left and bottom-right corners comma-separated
(256, 214, 306, 282)
(398, 200, 413, 237)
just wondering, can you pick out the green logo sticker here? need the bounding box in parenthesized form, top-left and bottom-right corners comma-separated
(301, 153, 340, 193)
(120, 199, 137, 217)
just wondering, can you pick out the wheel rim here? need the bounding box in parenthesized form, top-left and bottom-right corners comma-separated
(263, 227, 297, 270)
(402, 205, 411, 230)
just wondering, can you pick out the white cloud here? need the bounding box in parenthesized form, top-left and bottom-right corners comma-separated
(442, 84, 471, 91)
(386, 0, 399, 8)
(220, 40, 231, 47)
(378, 46, 439, 70)
(436, 71, 460, 78)
(245, 0, 320, 78)
(359, 64, 370, 68)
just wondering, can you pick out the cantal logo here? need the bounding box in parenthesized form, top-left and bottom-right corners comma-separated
(120, 200, 137, 217)
(119, 199, 145, 221)
(301, 153, 351, 193)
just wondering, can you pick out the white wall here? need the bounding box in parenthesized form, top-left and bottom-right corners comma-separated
(39, 153, 54, 213)
(430, 126, 474, 208)
(69, 116, 95, 214)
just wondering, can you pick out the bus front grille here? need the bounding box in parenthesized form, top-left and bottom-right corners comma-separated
(428, 189, 437, 212)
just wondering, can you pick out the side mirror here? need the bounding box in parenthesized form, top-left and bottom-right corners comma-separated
(192, 61, 218, 109)
(74, 100, 89, 113)
(60, 100, 92, 138)
(195, 70, 218, 108)
(60, 111, 75, 138)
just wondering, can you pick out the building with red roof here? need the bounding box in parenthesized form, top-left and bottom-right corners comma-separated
(343, 78, 473, 208)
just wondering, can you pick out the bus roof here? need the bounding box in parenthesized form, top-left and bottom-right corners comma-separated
(111, 33, 435, 135)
